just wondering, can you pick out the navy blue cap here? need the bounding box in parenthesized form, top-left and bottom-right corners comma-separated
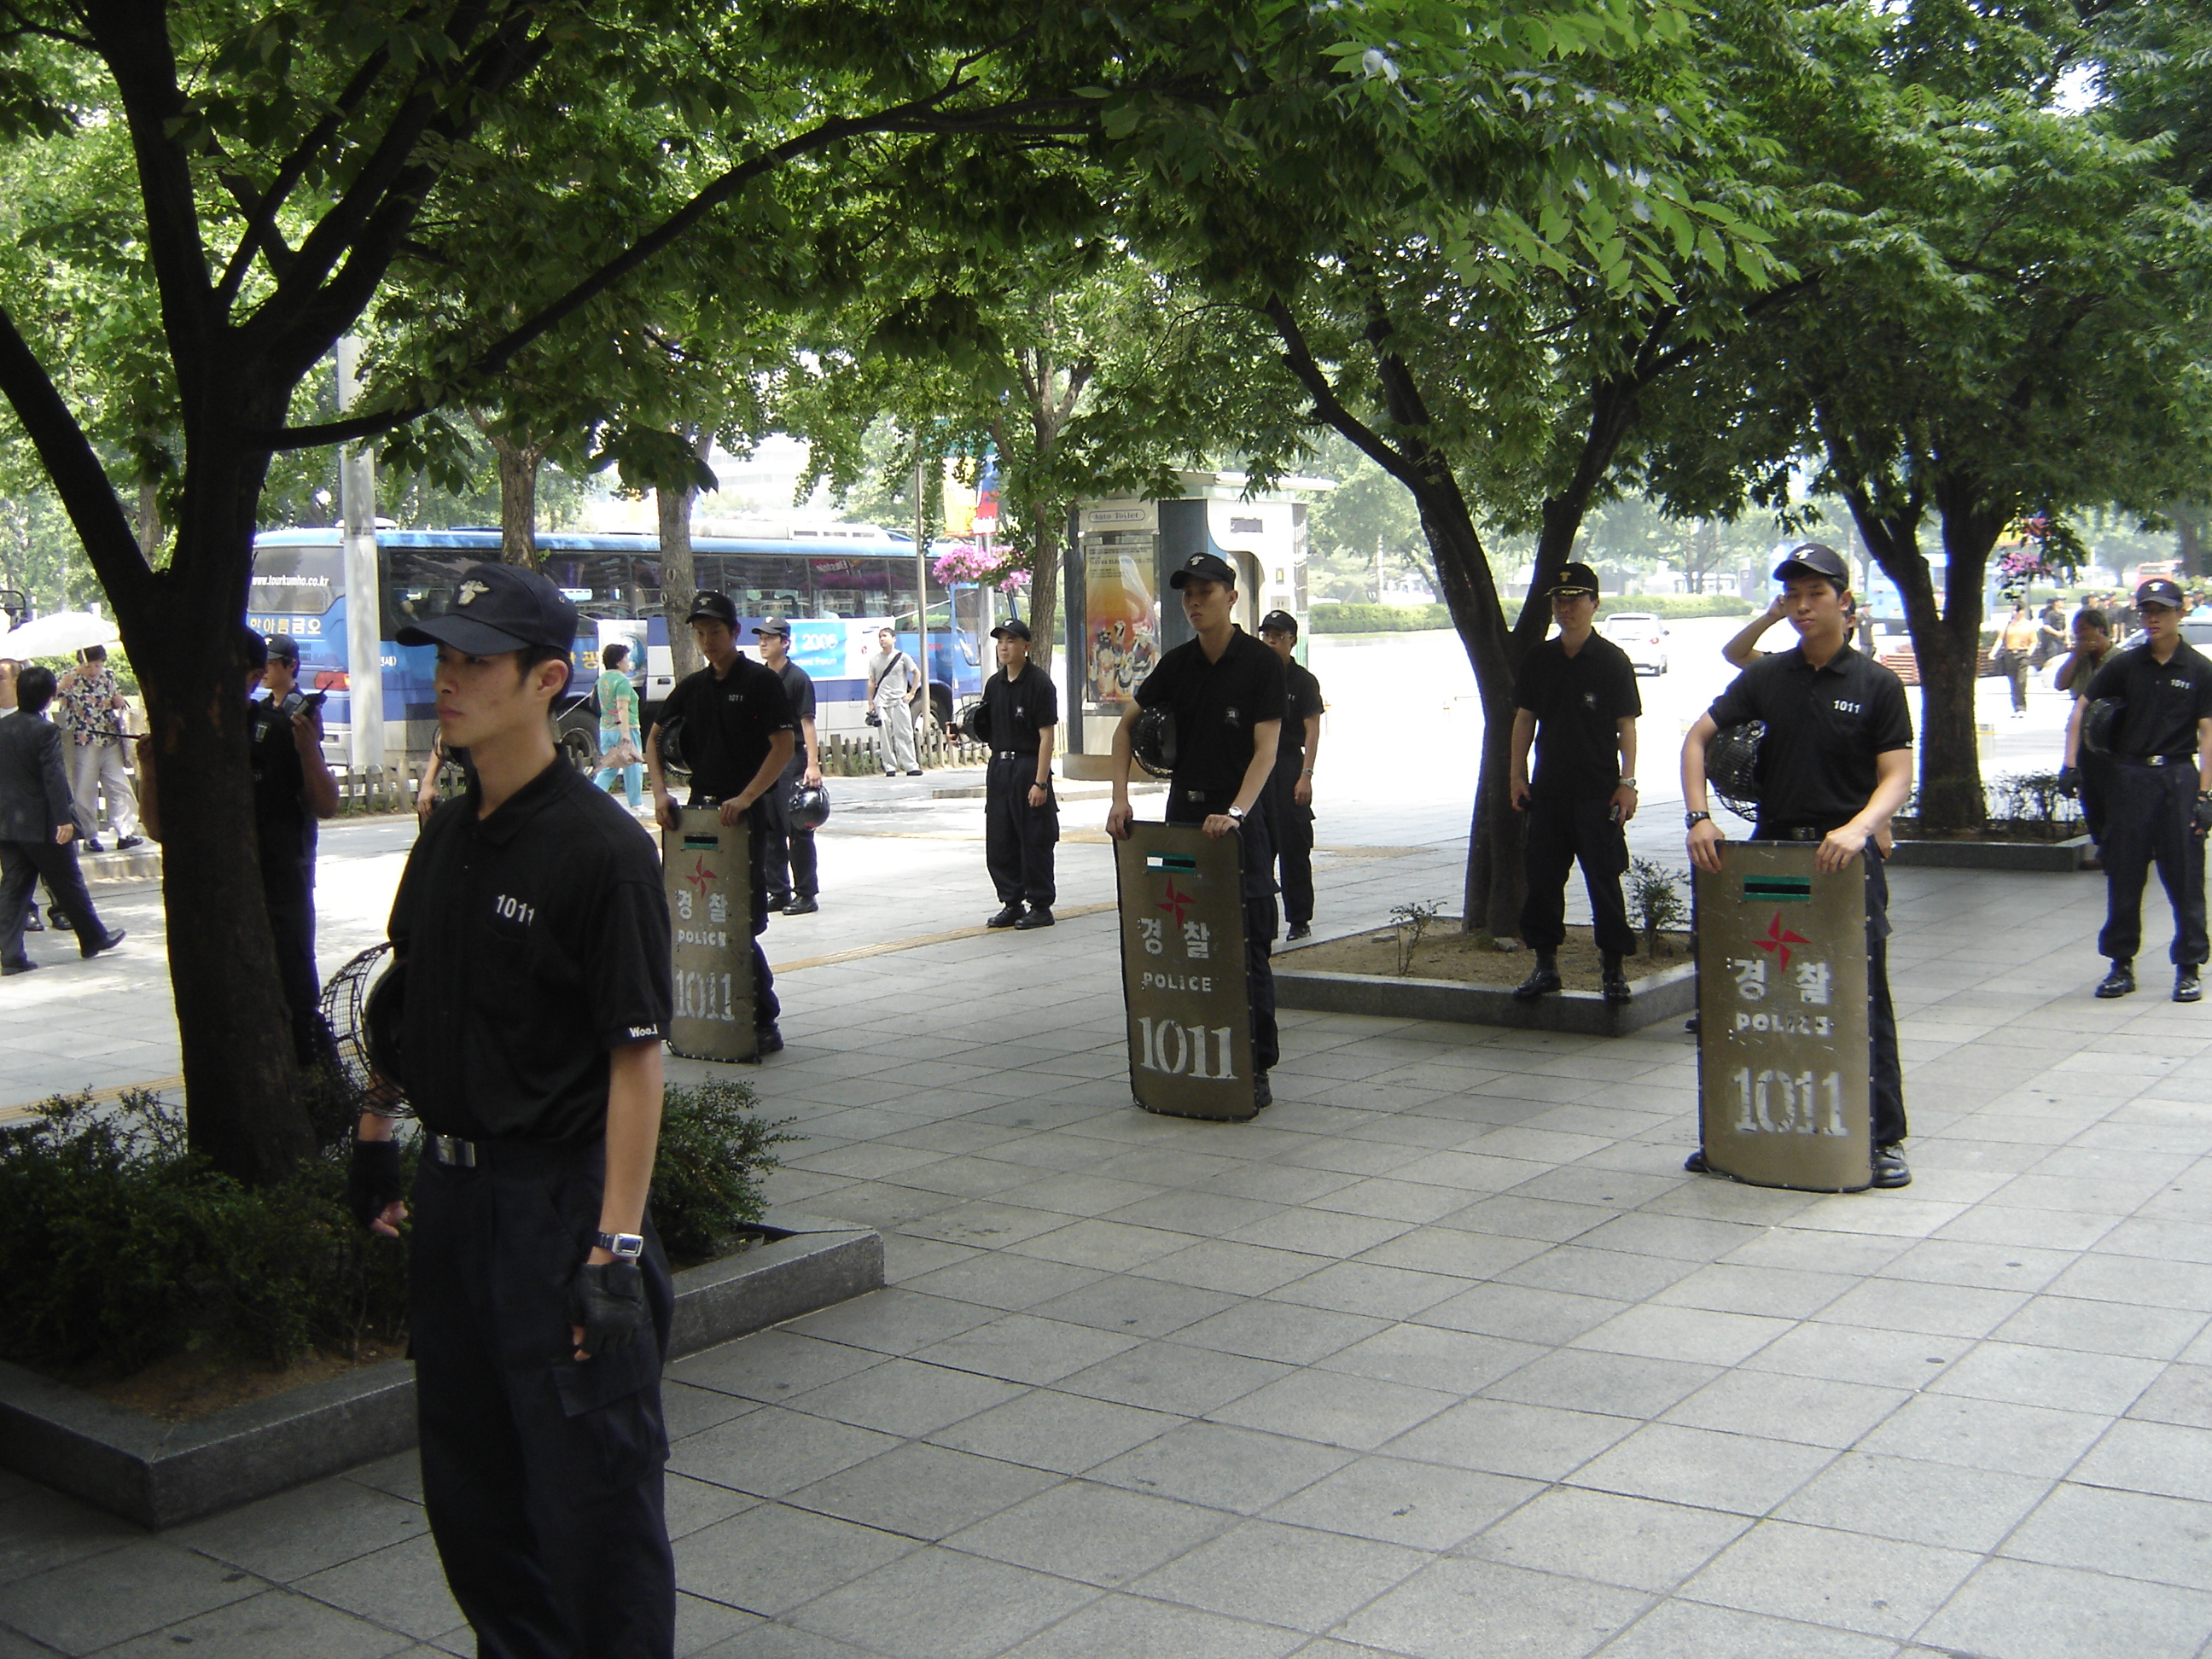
(1546, 562, 1600, 597)
(1168, 551, 1237, 590)
(1258, 609, 1299, 637)
(750, 617, 791, 638)
(991, 618, 1033, 641)
(262, 632, 300, 665)
(687, 591, 739, 626)
(394, 562, 578, 656)
(2137, 578, 2186, 609)
(1773, 542, 1850, 583)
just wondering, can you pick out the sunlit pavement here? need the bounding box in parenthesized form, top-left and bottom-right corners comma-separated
(6, 627, 2200, 1658)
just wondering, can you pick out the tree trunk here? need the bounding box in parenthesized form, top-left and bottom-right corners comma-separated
(2178, 501, 2207, 579)
(488, 432, 541, 567)
(1022, 496, 1059, 675)
(656, 427, 711, 684)
(136, 477, 162, 560)
(132, 445, 317, 1183)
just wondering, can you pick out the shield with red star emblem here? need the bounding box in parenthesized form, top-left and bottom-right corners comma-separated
(665, 806, 757, 1061)
(1692, 843, 1872, 1191)
(1115, 821, 1256, 1120)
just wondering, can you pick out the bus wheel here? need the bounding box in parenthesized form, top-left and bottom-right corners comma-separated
(560, 726, 598, 776)
(929, 684, 953, 731)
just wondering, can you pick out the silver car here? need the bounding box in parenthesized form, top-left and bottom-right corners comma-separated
(1602, 611, 1670, 675)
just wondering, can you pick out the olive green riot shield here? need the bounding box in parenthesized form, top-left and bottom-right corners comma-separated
(1694, 843, 1873, 1192)
(665, 806, 757, 1062)
(1115, 823, 1255, 1121)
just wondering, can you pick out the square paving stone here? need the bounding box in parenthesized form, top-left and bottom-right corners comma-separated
(786, 1546, 1099, 1659)
(997, 1594, 1307, 1659)
(1132, 1238, 1338, 1296)
(899, 1253, 1109, 1310)
(944, 1480, 1237, 1587)
(93, 1588, 415, 1658)
(1261, 1456, 1538, 1551)
(787, 1441, 1060, 1540)
(1595, 1597, 1904, 1659)
(1569, 1303, 1796, 1369)
(1854, 1393, 2109, 1478)
(1497, 1244, 1703, 1303)
(1413, 1283, 1629, 1347)
(0, 1491, 142, 1590)
(1172, 1300, 1388, 1365)
(0, 1540, 263, 1656)
(1318, 1322, 1547, 1396)
(2001, 1481, 2212, 1589)
(1054, 1340, 1291, 1415)
(1567, 1424, 1835, 1516)
(1921, 1340, 2163, 1416)
(676, 1502, 915, 1619)
(1483, 1349, 1722, 1422)
(784, 1354, 1027, 1437)
(667, 1406, 899, 1498)
(1207, 1368, 1459, 1451)
(1679, 1519, 1980, 1639)
(1816, 1278, 2029, 1339)
(1660, 1371, 1910, 1450)
(781, 1289, 1001, 1356)
(1464, 1487, 1749, 1592)
(169, 1475, 428, 1583)
(294, 1534, 465, 1641)
(909, 1313, 1144, 1385)
(2068, 1416, 2212, 1500)
(924, 1388, 1182, 1476)
(1773, 1452, 2051, 1552)
(1353, 1226, 1551, 1282)
(1335, 1557, 1650, 1659)
(1027, 1276, 1243, 1338)
(2127, 1363, 2212, 1429)
(669, 1331, 888, 1406)
(1087, 1421, 1353, 1514)
(1128, 1518, 1428, 1634)
(1384, 1398, 1639, 1482)
(1993, 1294, 2208, 1360)
(1743, 1324, 1974, 1391)
(1917, 1557, 2212, 1659)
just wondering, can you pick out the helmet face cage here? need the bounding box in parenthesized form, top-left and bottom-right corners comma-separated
(1704, 720, 1765, 820)
(787, 783, 832, 830)
(2081, 697, 2124, 757)
(317, 943, 413, 1118)
(1132, 706, 1177, 779)
(655, 713, 689, 776)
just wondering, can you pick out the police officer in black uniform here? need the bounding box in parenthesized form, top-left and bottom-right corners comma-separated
(2079, 577, 2212, 1002)
(963, 617, 1060, 928)
(646, 591, 795, 1052)
(1508, 563, 1641, 1004)
(1108, 550, 1286, 1108)
(346, 562, 678, 1658)
(1259, 610, 1324, 941)
(250, 633, 341, 1063)
(1683, 542, 1916, 1187)
(752, 619, 823, 916)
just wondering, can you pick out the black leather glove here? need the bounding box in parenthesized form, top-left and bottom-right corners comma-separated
(346, 1138, 403, 1230)
(568, 1260, 647, 1358)
(2195, 793, 2212, 841)
(2055, 765, 2080, 799)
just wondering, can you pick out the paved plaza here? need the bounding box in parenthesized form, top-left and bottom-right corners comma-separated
(5, 632, 2203, 1657)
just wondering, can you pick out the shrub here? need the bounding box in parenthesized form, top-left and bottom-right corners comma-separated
(651, 1079, 799, 1262)
(1606, 594, 1756, 620)
(1627, 859, 1692, 954)
(1308, 602, 1456, 634)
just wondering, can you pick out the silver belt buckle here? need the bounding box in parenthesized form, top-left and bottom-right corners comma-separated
(432, 1134, 478, 1167)
(2150, 754, 2169, 767)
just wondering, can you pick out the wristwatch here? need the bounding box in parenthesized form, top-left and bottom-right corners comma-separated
(1620, 777, 1639, 789)
(1685, 810, 1713, 828)
(595, 1231, 645, 1260)
(1227, 805, 1246, 821)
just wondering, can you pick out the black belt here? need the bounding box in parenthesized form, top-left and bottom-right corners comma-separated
(1762, 826, 1833, 841)
(427, 1134, 480, 1167)
(2119, 754, 2196, 768)
(992, 749, 1039, 762)
(423, 1132, 592, 1173)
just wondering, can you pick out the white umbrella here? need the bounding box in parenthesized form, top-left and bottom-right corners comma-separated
(0, 611, 121, 659)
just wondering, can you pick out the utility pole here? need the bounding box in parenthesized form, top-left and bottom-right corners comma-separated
(1375, 533, 1385, 603)
(335, 338, 384, 774)
(912, 448, 930, 742)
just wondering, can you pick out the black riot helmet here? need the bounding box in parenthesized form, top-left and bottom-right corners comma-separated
(2081, 697, 2125, 757)
(961, 698, 993, 744)
(1704, 720, 1765, 820)
(787, 782, 831, 831)
(655, 713, 689, 776)
(1132, 705, 1177, 779)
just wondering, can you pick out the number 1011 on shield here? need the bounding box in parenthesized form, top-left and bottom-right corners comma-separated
(1136, 1018, 1237, 1081)
(1732, 1068, 1848, 1136)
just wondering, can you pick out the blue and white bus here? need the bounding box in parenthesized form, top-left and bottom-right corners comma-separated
(248, 527, 1001, 767)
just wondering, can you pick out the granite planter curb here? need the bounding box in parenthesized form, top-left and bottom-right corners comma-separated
(1886, 835, 2090, 872)
(1274, 953, 1698, 1036)
(0, 1210, 881, 1530)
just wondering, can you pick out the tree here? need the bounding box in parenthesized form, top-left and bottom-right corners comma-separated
(0, 0, 1258, 1183)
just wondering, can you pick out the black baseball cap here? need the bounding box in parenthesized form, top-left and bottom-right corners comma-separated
(1258, 609, 1299, 637)
(394, 562, 579, 656)
(1773, 542, 1850, 583)
(1546, 562, 1600, 597)
(2136, 577, 2186, 609)
(262, 632, 300, 665)
(1168, 551, 1238, 590)
(687, 591, 739, 627)
(750, 617, 791, 638)
(990, 619, 1033, 641)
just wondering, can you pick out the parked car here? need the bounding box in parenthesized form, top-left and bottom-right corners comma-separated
(1601, 611, 1669, 675)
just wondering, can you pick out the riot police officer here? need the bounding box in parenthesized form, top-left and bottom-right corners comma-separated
(347, 562, 679, 1657)
(1258, 610, 1323, 940)
(751, 619, 823, 916)
(1682, 543, 1916, 1187)
(645, 591, 796, 1052)
(1107, 550, 1285, 1109)
(963, 618, 1060, 928)
(2079, 577, 2212, 1002)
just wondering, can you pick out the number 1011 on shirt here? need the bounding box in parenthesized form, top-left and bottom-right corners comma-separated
(1134, 1018, 1237, 1081)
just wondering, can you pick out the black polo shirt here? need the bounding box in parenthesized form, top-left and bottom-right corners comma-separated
(1272, 660, 1324, 780)
(2082, 639, 2212, 760)
(1708, 642, 1912, 830)
(659, 655, 794, 801)
(980, 661, 1058, 754)
(1134, 628, 1287, 802)
(1514, 632, 1641, 799)
(388, 759, 671, 1147)
(771, 659, 815, 769)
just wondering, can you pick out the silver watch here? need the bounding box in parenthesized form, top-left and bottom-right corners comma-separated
(595, 1231, 645, 1260)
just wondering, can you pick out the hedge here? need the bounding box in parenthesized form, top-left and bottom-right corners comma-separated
(1605, 594, 1757, 620)
(1309, 594, 1752, 634)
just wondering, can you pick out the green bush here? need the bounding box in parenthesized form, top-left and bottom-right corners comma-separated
(1308, 602, 1456, 633)
(0, 1077, 795, 1378)
(1606, 594, 1756, 620)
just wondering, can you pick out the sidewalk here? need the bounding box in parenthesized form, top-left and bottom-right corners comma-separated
(5, 835, 2210, 1656)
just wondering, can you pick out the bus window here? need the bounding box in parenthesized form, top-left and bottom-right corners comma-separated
(811, 556, 908, 619)
(380, 550, 480, 637)
(248, 544, 342, 616)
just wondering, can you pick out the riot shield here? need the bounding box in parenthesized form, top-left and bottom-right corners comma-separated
(666, 806, 757, 1062)
(1115, 822, 1256, 1121)
(1694, 842, 1872, 1191)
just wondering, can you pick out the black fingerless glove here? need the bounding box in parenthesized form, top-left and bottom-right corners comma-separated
(2055, 765, 2080, 799)
(346, 1139, 403, 1230)
(568, 1260, 647, 1357)
(2195, 794, 2212, 840)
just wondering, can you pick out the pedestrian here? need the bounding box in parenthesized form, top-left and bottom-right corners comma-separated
(0, 661, 48, 938)
(1682, 541, 1915, 1187)
(646, 591, 795, 1053)
(0, 665, 125, 975)
(1258, 610, 1324, 941)
(346, 560, 678, 1658)
(2056, 607, 2116, 860)
(752, 619, 823, 916)
(2077, 578, 2212, 1003)
(592, 643, 645, 811)
(961, 617, 1058, 929)
(1508, 562, 1640, 1004)
(1106, 550, 1285, 1109)
(1994, 601, 2037, 718)
(866, 625, 923, 777)
(55, 644, 142, 850)
(2034, 597, 2069, 669)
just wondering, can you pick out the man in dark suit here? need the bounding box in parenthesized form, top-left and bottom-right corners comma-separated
(0, 666, 125, 975)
